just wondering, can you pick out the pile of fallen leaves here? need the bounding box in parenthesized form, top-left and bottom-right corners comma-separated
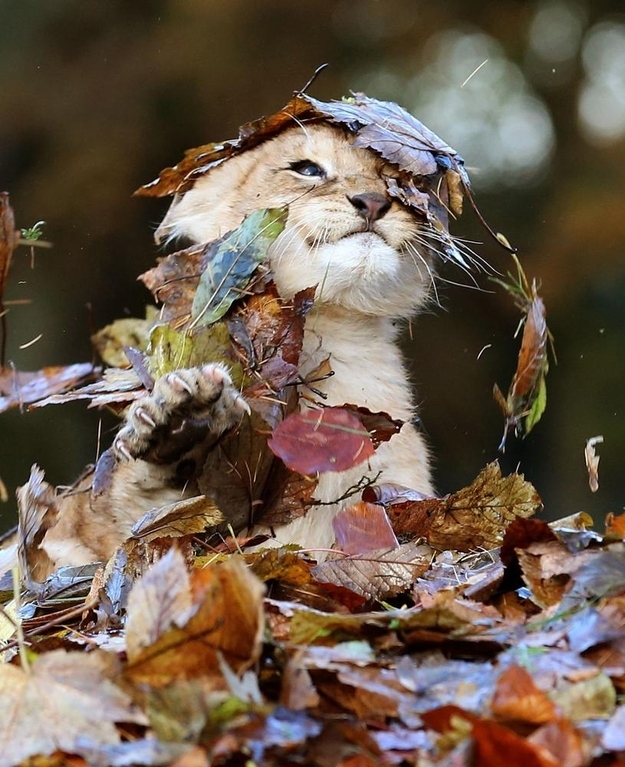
(0, 93, 622, 765)
(2, 486, 625, 765)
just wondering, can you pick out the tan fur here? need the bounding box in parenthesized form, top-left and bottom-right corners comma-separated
(36, 124, 436, 569)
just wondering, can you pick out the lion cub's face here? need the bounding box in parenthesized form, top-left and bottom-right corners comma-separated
(158, 124, 433, 317)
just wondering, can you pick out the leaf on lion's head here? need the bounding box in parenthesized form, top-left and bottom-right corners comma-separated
(135, 90, 509, 263)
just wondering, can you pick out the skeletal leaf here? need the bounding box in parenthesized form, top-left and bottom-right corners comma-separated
(190, 207, 287, 327)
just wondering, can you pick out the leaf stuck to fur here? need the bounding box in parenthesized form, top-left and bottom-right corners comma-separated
(135, 91, 510, 260)
(190, 207, 287, 328)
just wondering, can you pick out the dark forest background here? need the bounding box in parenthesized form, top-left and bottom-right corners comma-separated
(1, 0, 624, 531)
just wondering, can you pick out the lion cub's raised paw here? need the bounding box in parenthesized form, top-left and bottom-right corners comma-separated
(113, 364, 249, 464)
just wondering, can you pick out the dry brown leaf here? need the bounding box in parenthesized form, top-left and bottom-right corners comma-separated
(421, 705, 559, 767)
(134, 91, 508, 265)
(0, 650, 145, 767)
(312, 542, 432, 601)
(493, 259, 553, 450)
(490, 665, 557, 724)
(125, 556, 265, 686)
(0, 363, 97, 414)
(29, 365, 143, 410)
(316, 664, 416, 724)
(247, 548, 314, 586)
(130, 495, 225, 542)
(605, 510, 625, 541)
(0, 193, 18, 299)
(584, 435, 603, 493)
(528, 719, 588, 767)
(387, 461, 541, 551)
(16, 464, 59, 584)
(125, 546, 193, 658)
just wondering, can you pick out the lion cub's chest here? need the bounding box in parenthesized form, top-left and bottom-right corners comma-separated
(298, 311, 414, 421)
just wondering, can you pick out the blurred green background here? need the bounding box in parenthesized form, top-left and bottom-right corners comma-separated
(1, 0, 623, 531)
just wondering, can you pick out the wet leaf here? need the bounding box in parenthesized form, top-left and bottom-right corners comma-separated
(190, 207, 287, 327)
(268, 407, 375, 475)
(386, 461, 541, 551)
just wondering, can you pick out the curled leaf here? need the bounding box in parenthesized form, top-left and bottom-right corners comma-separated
(492, 255, 553, 450)
(136, 92, 508, 261)
(584, 435, 603, 493)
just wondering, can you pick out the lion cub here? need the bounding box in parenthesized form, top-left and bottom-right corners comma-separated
(36, 123, 436, 568)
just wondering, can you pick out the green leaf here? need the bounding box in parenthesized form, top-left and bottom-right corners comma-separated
(148, 322, 239, 382)
(190, 207, 287, 328)
(524, 372, 547, 435)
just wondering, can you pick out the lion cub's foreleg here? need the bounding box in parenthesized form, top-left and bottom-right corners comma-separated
(40, 364, 248, 567)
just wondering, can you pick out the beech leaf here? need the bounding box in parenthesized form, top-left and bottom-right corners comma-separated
(312, 542, 432, 601)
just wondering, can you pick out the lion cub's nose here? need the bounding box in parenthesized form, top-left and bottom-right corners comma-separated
(348, 192, 391, 225)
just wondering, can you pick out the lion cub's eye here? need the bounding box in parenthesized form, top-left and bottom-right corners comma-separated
(287, 160, 326, 178)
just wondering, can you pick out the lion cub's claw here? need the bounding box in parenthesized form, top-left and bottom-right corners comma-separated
(113, 363, 246, 462)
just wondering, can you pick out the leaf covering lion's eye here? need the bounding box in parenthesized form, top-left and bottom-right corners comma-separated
(287, 160, 326, 178)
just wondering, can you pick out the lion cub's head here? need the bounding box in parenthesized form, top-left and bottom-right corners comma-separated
(157, 124, 434, 318)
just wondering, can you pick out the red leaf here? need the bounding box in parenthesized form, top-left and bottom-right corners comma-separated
(333, 502, 398, 555)
(268, 407, 374, 475)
